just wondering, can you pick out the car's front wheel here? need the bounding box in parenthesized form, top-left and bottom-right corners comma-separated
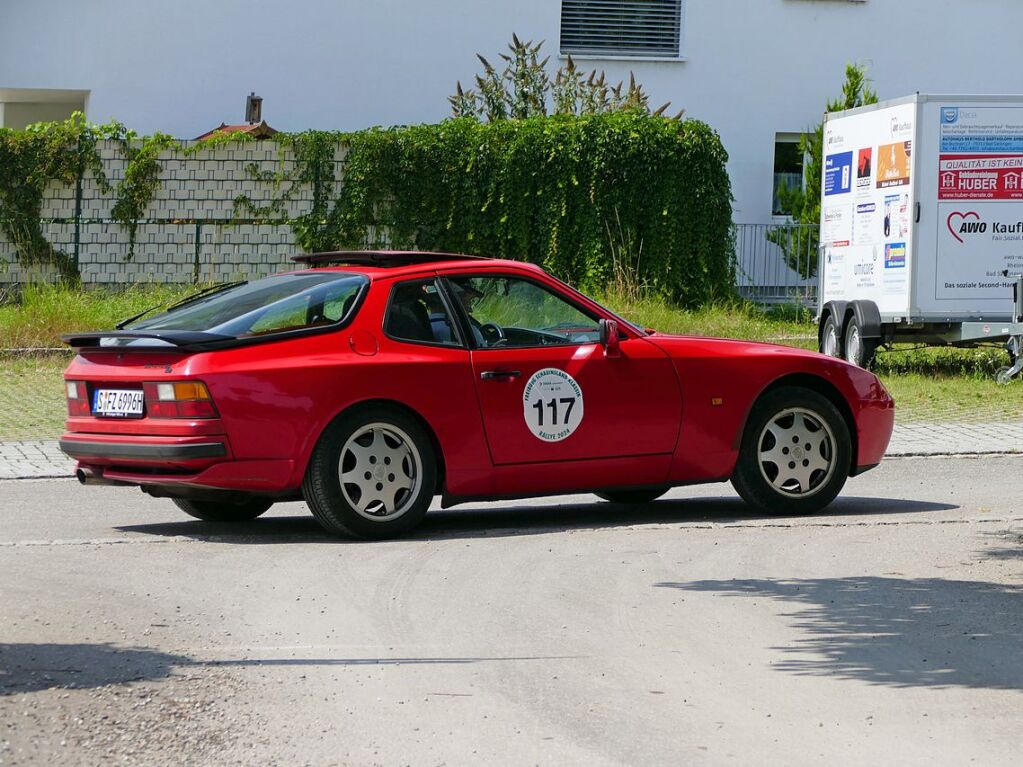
(303, 406, 437, 539)
(173, 497, 273, 522)
(731, 387, 851, 516)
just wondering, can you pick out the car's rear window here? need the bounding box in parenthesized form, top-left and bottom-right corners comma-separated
(127, 272, 367, 337)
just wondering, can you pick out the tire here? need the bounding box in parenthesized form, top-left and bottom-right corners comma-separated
(595, 487, 669, 504)
(302, 406, 437, 539)
(731, 387, 851, 516)
(843, 317, 878, 368)
(819, 314, 842, 358)
(173, 497, 272, 522)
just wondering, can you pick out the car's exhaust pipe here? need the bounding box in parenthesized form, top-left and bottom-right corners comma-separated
(76, 467, 115, 486)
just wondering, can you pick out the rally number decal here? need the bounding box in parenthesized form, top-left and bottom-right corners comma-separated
(522, 368, 584, 442)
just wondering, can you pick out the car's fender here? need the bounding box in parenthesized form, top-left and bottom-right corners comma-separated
(644, 335, 894, 480)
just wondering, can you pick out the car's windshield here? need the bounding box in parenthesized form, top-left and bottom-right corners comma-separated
(126, 272, 367, 337)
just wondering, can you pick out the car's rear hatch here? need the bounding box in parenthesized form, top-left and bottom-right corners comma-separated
(60, 272, 368, 475)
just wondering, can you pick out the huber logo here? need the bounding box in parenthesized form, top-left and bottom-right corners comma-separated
(946, 211, 984, 243)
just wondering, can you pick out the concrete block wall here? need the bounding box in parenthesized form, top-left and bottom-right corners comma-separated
(0, 140, 347, 284)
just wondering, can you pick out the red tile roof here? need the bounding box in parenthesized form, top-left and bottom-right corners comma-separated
(194, 120, 278, 140)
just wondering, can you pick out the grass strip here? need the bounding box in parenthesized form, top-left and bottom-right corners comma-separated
(0, 286, 1018, 440)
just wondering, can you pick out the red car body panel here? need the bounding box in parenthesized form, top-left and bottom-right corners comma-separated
(61, 257, 895, 504)
(468, 339, 681, 464)
(644, 335, 894, 483)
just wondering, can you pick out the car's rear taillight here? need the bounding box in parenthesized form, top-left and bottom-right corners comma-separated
(66, 380, 90, 416)
(143, 381, 218, 418)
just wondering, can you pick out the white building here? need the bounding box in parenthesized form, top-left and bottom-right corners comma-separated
(2, 0, 1023, 225)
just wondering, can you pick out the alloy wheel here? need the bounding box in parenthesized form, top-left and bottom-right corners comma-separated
(756, 407, 836, 497)
(338, 423, 423, 520)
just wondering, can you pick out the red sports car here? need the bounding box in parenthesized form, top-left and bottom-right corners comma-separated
(60, 251, 894, 539)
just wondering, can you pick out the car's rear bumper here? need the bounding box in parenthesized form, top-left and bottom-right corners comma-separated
(97, 459, 296, 492)
(59, 433, 230, 467)
(61, 431, 299, 494)
(60, 438, 227, 461)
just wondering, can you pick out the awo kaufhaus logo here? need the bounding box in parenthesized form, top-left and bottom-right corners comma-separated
(946, 211, 1023, 243)
(947, 211, 983, 243)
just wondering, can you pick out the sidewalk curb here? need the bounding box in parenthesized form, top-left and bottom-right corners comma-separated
(886, 450, 1023, 458)
(0, 472, 74, 481)
(2, 448, 1023, 483)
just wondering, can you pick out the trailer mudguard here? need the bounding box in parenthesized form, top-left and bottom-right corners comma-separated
(819, 301, 848, 348)
(847, 300, 882, 339)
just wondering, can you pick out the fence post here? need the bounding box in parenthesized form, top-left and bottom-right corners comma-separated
(192, 220, 202, 284)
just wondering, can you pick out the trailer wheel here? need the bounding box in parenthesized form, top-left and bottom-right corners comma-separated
(843, 317, 878, 368)
(820, 315, 842, 358)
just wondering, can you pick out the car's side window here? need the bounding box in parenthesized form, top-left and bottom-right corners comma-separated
(245, 277, 363, 336)
(447, 275, 601, 349)
(384, 279, 461, 347)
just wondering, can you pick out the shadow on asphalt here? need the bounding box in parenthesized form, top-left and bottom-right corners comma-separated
(655, 577, 1023, 691)
(115, 495, 958, 544)
(0, 643, 186, 694)
(979, 529, 1023, 561)
(0, 642, 575, 695)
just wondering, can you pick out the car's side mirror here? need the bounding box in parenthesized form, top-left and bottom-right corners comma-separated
(599, 319, 621, 359)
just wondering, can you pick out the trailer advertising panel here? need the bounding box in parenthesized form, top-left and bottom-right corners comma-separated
(821, 102, 916, 315)
(934, 105, 1023, 302)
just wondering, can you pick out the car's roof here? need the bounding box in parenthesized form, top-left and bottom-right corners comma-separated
(289, 250, 545, 280)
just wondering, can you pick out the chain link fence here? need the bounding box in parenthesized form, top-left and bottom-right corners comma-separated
(0, 138, 337, 286)
(2, 217, 301, 286)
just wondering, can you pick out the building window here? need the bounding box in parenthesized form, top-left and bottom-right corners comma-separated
(560, 1, 683, 58)
(0, 88, 89, 130)
(773, 135, 805, 215)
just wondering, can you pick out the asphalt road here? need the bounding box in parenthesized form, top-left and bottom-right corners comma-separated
(2, 456, 1022, 766)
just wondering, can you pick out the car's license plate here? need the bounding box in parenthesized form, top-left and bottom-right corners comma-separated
(92, 389, 145, 417)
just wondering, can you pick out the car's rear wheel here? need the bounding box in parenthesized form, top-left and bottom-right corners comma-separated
(173, 497, 272, 522)
(595, 487, 669, 504)
(302, 406, 437, 539)
(731, 387, 851, 516)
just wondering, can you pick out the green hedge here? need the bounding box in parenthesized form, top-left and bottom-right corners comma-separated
(332, 113, 733, 305)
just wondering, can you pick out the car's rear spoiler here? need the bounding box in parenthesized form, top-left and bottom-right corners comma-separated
(61, 330, 235, 350)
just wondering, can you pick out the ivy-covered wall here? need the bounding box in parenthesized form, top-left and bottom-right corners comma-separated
(0, 139, 339, 285)
(332, 113, 734, 304)
(1, 112, 733, 305)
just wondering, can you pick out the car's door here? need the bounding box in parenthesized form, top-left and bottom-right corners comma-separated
(443, 272, 682, 466)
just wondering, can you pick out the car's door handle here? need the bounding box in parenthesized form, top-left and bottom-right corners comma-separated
(480, 370, 521, 381)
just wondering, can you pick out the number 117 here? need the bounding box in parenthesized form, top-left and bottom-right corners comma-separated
(532, 397, 575, 427)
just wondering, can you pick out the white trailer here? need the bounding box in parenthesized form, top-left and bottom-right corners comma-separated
(817, 94, 1023, 382)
